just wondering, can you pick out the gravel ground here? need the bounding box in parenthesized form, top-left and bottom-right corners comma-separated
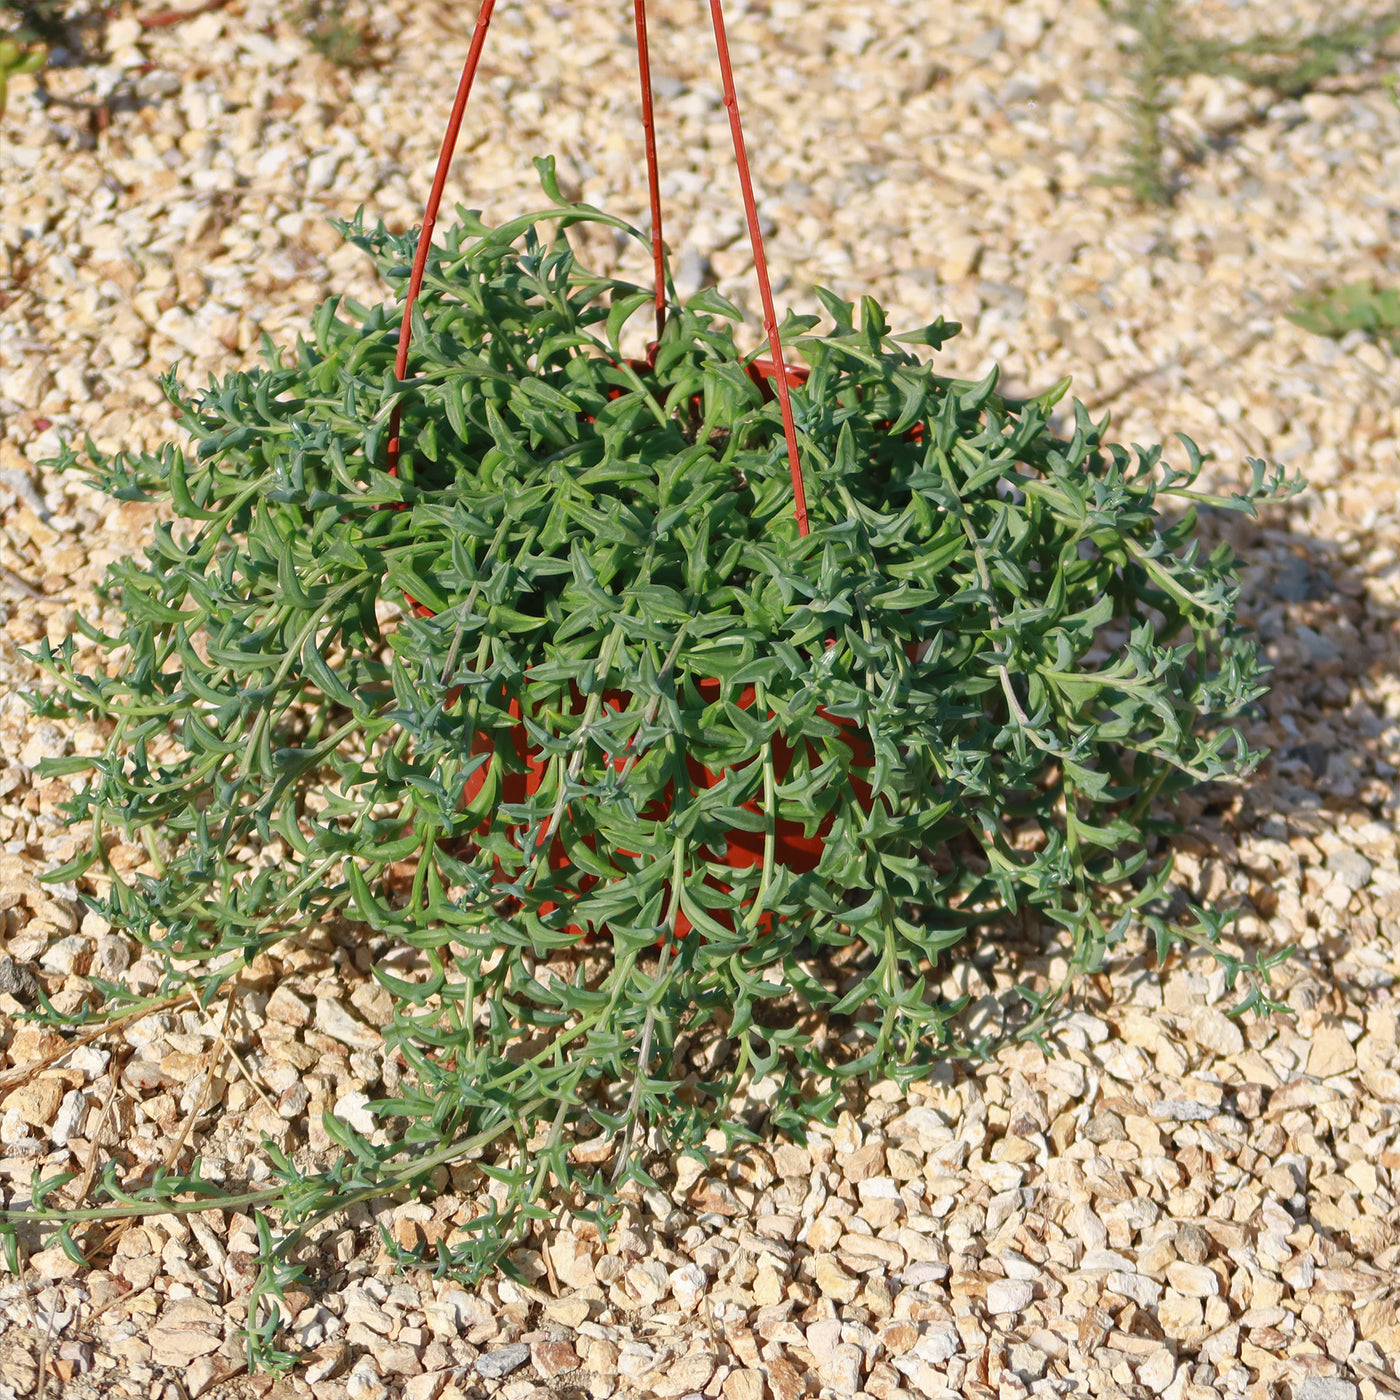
(3, 2, 1400, 1399)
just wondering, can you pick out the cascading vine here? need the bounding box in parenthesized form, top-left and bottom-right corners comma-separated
(23, 183, 1296, 1316)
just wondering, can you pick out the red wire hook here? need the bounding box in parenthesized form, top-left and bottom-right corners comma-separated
(707, 0, 811, 537)
(386, 0, 499, 477)
(634, 0, 668, 348)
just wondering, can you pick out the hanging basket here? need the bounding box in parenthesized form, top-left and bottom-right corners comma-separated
(361, 191, 918, 946)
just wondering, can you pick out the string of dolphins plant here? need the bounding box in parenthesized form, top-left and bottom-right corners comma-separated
(7, 163, 1298, 1367)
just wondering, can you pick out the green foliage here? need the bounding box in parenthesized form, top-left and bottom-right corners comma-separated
(0, 0, 103, 52)
(13, 172, 1297, 1351)
(1100, 0, 1400, 204)
(0, 0, 69, 45)
(1288, 281, 1400, 351)
(0, 34, 43, 116)
(296, 0, 380, 70)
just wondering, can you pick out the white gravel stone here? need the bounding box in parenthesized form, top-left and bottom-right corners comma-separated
(1295, 1383, 1360, 1400)
(1328, 847, 1373, 892)
(346, 1359, 390, 1400)
(1191, 1006, 1244, 1056)
(1107, 1271, 1164, 1307)
(1165, 1262, 1220, 1297)
(333, 1091, 376, 1134)
(50, 1088, 87, 1145)
(913, 1323, 960, 1365)
(475, 1343, 530, 1380)
(1136, 1348, 1178, 1394)
(986, 1278, 1035, 1315)
(316, 996, 384, 1050)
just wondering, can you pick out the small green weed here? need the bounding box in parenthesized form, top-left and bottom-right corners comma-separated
(1282, 68, 1400, 348)
(1, 0, 66, 117)
(0, 0, 69, 45)
(0, 35, 44, 116)
(297, 0, 379, 70)
(1287, 281, 1400, 350)
(1100, 0, 1400, 204)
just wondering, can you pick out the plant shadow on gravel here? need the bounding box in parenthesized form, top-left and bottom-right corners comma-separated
(1139, 502, 1400, 1004)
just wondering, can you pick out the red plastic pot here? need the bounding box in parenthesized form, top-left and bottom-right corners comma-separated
(746, 355, 807, 396)
(443, 675, 873, 942)
(748, 356, 925, 444)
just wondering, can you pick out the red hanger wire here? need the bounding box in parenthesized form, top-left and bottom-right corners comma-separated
(386, 0, 811, 537)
